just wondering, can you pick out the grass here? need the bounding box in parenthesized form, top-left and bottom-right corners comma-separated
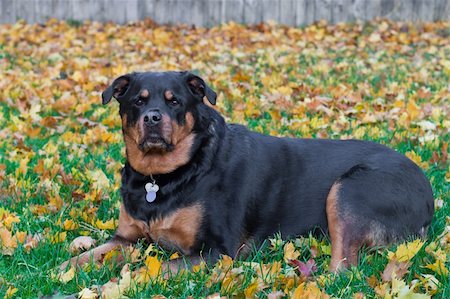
(0, 19, 449, 298)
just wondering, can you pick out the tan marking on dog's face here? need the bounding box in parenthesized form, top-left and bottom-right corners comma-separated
(164, 90, 174, 101)
(124, 112, 196, 175)
(170, 112, 195, 145)
(140, 89, 150, 98)
(122, 114, 142, 145)
(148, 203, 203, 254)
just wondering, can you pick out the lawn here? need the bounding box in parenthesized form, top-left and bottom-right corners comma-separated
(0, 19, 449, 298)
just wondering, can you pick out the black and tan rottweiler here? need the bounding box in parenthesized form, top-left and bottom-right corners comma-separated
(61, 71, 434, 272)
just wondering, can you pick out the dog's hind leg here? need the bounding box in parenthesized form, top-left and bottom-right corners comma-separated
(326, 181, 362, 271)
(326, 163, 433, 272)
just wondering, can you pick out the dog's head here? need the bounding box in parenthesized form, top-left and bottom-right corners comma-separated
(102, 71, 217, 174)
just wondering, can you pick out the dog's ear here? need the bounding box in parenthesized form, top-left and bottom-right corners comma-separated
(102, 74, 133, 105)
(186, 73, 217, 105)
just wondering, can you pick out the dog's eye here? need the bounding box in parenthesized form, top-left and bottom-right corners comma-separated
(170, 99, 180, 106)
(135, 98, 145, 107)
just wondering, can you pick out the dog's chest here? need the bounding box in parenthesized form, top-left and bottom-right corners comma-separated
(147, 204, 203, 254)
(119, 201, 204, 255)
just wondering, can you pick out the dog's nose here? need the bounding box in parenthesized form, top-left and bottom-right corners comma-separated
(143, 110, 162, 126)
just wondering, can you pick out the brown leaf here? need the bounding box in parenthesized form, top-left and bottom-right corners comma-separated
(381, 259, 411, 282)
(289, 259, 317, 277)
(366, 275, 379, 288)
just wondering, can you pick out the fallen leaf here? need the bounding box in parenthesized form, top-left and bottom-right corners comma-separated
(289, 259, 317, 277)
(95, 218, 117, 230)
(424, 259, 449, 276)
(101, 281, 121, 299)
(49, 231, 67, 244)
(244, 281, 259, 298)
(382, 259, 411, 282)
(292, 282, 329, 299)
(78, 287, 99, 299)
(145, 256, 162, 278)
(58, 266, 75, 283)
(4, 286, 18, 299)
(387, 239, 424, 262)
(284, 242, 300, 263)
(169, 252, 180, 260)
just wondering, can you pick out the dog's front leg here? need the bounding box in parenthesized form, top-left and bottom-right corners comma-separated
(59, 235, 131, 270)
(60, 204, 150, 271)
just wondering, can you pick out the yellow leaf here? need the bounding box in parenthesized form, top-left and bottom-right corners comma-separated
(0, 228, 18, 253)
(143, 244, 156, 257)
(95, 218, 117, 230)
(71, 71, 85, 83)
(391, 276, 429, 298)
(406, 99, 420, 120)
(3, 214, 20, 230)
(283, 242, 300, 262)
(276, 86, 293, 96)
(48, 194, 64, 212)
(16, 157, 29, 177)
(192, 261, 206, 273)
(144, 255, 162, 278)
(419, 274, 439, 296)
(63, 219, 79, 231)
(405, 151, 429, 170)
(103, 248, 120, 264)
(87, 169, 110, 190)
(292, 282, 329, 299)
(14, 231, 27, 244)
(49, 231, 67, 244)
(244, 281, 259, 298)
(4, 286, 18, 299)
(425, 259, 449, 276)
(387, 239, 424, 262)
(368, 33, 382, 43)
(169, 252, 180, 260)
(58, 266, 75, 283)
(218, 255, 233, 270)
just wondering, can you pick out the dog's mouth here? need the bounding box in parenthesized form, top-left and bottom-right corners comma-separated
(138, 133, 172, 153)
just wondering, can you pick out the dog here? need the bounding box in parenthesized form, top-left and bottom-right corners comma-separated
(61, 71, 434, 273)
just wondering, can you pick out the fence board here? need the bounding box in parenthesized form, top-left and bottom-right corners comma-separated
(0, 0, 448, 25)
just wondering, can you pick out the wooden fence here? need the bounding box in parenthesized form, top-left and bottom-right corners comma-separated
(1, 0, 449, 26)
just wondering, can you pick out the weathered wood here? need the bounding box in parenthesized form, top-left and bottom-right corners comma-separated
(0, 0, 448, 25)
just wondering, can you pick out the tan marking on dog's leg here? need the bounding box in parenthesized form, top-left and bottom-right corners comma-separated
(116, 204, 150, 242)
(149, 203, 203, 254)
(326, 182, 347, 272)
(344, 239, 361, 267)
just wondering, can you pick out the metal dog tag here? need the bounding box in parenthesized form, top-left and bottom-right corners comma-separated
(145, 182, 159, 203)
